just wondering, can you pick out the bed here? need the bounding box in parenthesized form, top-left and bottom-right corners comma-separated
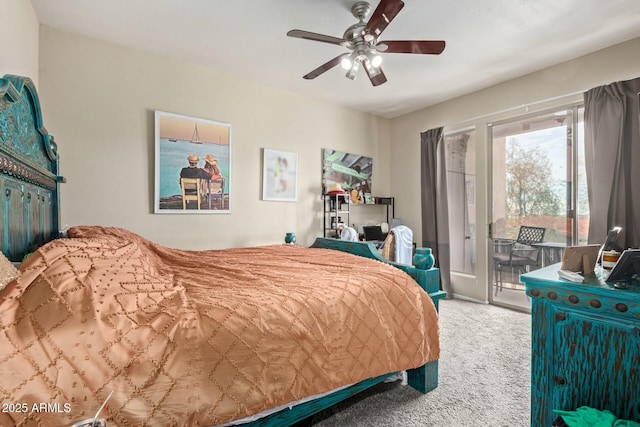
(0, 74, 445, 427)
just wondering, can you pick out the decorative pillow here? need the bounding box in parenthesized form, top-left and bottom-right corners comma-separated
(0, 252, 20, 290)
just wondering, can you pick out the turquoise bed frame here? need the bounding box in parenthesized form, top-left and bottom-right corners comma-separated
(0, 74, 444, 426)
(0, 74, 64, 261)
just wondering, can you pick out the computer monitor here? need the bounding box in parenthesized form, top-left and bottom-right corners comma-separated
(362, 225, 384, 241)
(606, 248, 640, 282)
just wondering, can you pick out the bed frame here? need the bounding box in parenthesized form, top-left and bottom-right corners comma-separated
(0, 74, 444, 426)
(0, 74, 63, 262)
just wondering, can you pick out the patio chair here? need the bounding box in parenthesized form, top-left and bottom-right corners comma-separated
(493, 225, 546, 295)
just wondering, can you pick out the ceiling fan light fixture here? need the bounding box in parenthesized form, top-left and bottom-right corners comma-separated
(367, 50, 382, 68)
(345, 59, 360, 80)
(340, 54, 354, 70)
(363, 57, 381, 78)
(287, 0, 446, 85)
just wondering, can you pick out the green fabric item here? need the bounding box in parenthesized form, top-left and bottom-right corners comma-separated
(554, 406, 640, 427)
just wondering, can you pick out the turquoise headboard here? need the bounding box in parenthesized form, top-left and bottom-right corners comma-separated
(0, 74, 64, 261)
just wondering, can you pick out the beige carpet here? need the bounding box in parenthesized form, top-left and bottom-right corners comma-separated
(303, 298, 532, 426)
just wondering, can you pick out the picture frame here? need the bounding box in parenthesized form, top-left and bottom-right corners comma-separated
(262, 148, 298, 202)
(154, 111, 232, 214)
(560, 244, 601, 274)
(322, 149, 372, 196)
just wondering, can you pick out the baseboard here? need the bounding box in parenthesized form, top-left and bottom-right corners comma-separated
(450, 293, 489, 304)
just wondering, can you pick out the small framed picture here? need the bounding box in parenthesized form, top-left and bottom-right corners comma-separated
(560, 244, 601, 274)
(364, 193, 373, 204)
(262, 148, 298, 202)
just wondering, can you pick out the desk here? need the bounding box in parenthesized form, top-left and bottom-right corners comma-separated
(521, 264, 640, 426)
(531, 242, 566, 267)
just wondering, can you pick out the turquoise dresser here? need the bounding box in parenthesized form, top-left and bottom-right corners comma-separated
(521, 264, 640, 426)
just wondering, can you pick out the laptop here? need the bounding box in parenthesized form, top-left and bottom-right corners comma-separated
(362, 225, 385, 248)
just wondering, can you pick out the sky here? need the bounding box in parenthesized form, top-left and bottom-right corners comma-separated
(507, 124, 585, 184)
(157, 112, 230, 145)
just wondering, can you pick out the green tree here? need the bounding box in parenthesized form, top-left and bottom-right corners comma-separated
(506, 140, 561, 218)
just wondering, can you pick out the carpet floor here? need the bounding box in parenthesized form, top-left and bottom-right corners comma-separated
(301, 298, 532, 426)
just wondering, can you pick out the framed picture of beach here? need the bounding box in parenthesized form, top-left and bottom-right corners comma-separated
(322, 148, 372, 203)
(154, 111, 232, 213)
(262, 148, 298, 202)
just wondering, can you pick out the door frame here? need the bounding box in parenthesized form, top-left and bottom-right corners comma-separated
(486, 104, 584, 311)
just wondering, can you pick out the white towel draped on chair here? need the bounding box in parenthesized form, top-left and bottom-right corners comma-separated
(390, 225, 413, 265)
(340, 226, 359, 242)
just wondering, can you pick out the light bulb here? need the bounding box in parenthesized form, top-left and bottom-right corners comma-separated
(341, 57, 352, 70)
(345, 60, 360, 80)
(363, 58, 381, 78)
(365, 49, 382, 68)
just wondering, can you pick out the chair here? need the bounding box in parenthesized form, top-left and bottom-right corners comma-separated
(180, 178, 201, 210)
(381, 225, 413, 266)
(493, 225, 545, 295)
(205, 177, 225, 210)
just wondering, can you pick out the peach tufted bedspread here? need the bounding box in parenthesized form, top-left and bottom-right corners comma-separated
(0, 226, 439, 426)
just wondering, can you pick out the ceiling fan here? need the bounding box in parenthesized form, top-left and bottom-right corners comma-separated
(287, 0, 445, 86)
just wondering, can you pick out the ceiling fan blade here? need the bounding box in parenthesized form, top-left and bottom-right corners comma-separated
(287, 29, 347, 46)
(365, 0, 405, 38)
(363, 62, 387, 87)
(378, 40, 446, 54)
(303, 54, 349, 80)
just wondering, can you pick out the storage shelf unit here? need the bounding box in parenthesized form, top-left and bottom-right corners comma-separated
(323, 193, 350, 238)
(323, 195, 394, 238)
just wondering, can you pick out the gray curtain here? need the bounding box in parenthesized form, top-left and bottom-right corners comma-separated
(584, 76, 640, 249)
(421, 127, 451, 297)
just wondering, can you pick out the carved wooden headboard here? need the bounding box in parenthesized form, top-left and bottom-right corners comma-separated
(0, 74, 64, 261)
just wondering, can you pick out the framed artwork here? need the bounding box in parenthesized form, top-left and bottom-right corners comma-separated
(154, 111, 232, 213)
(262, 148, 298, 202)
(322, 148, 372, 203)
(560, 244, 601, 274)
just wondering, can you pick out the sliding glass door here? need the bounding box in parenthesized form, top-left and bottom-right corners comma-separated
(489, 106, 587, 309)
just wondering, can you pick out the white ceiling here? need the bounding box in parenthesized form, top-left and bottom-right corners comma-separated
(31, 0, 640, 118)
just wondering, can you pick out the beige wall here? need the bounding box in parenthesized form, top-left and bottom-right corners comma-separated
(38, 26, 391, 249)
(389, 37, 640, 301)
(0, 0, 39, 86)
(14, 16, 640, 299)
